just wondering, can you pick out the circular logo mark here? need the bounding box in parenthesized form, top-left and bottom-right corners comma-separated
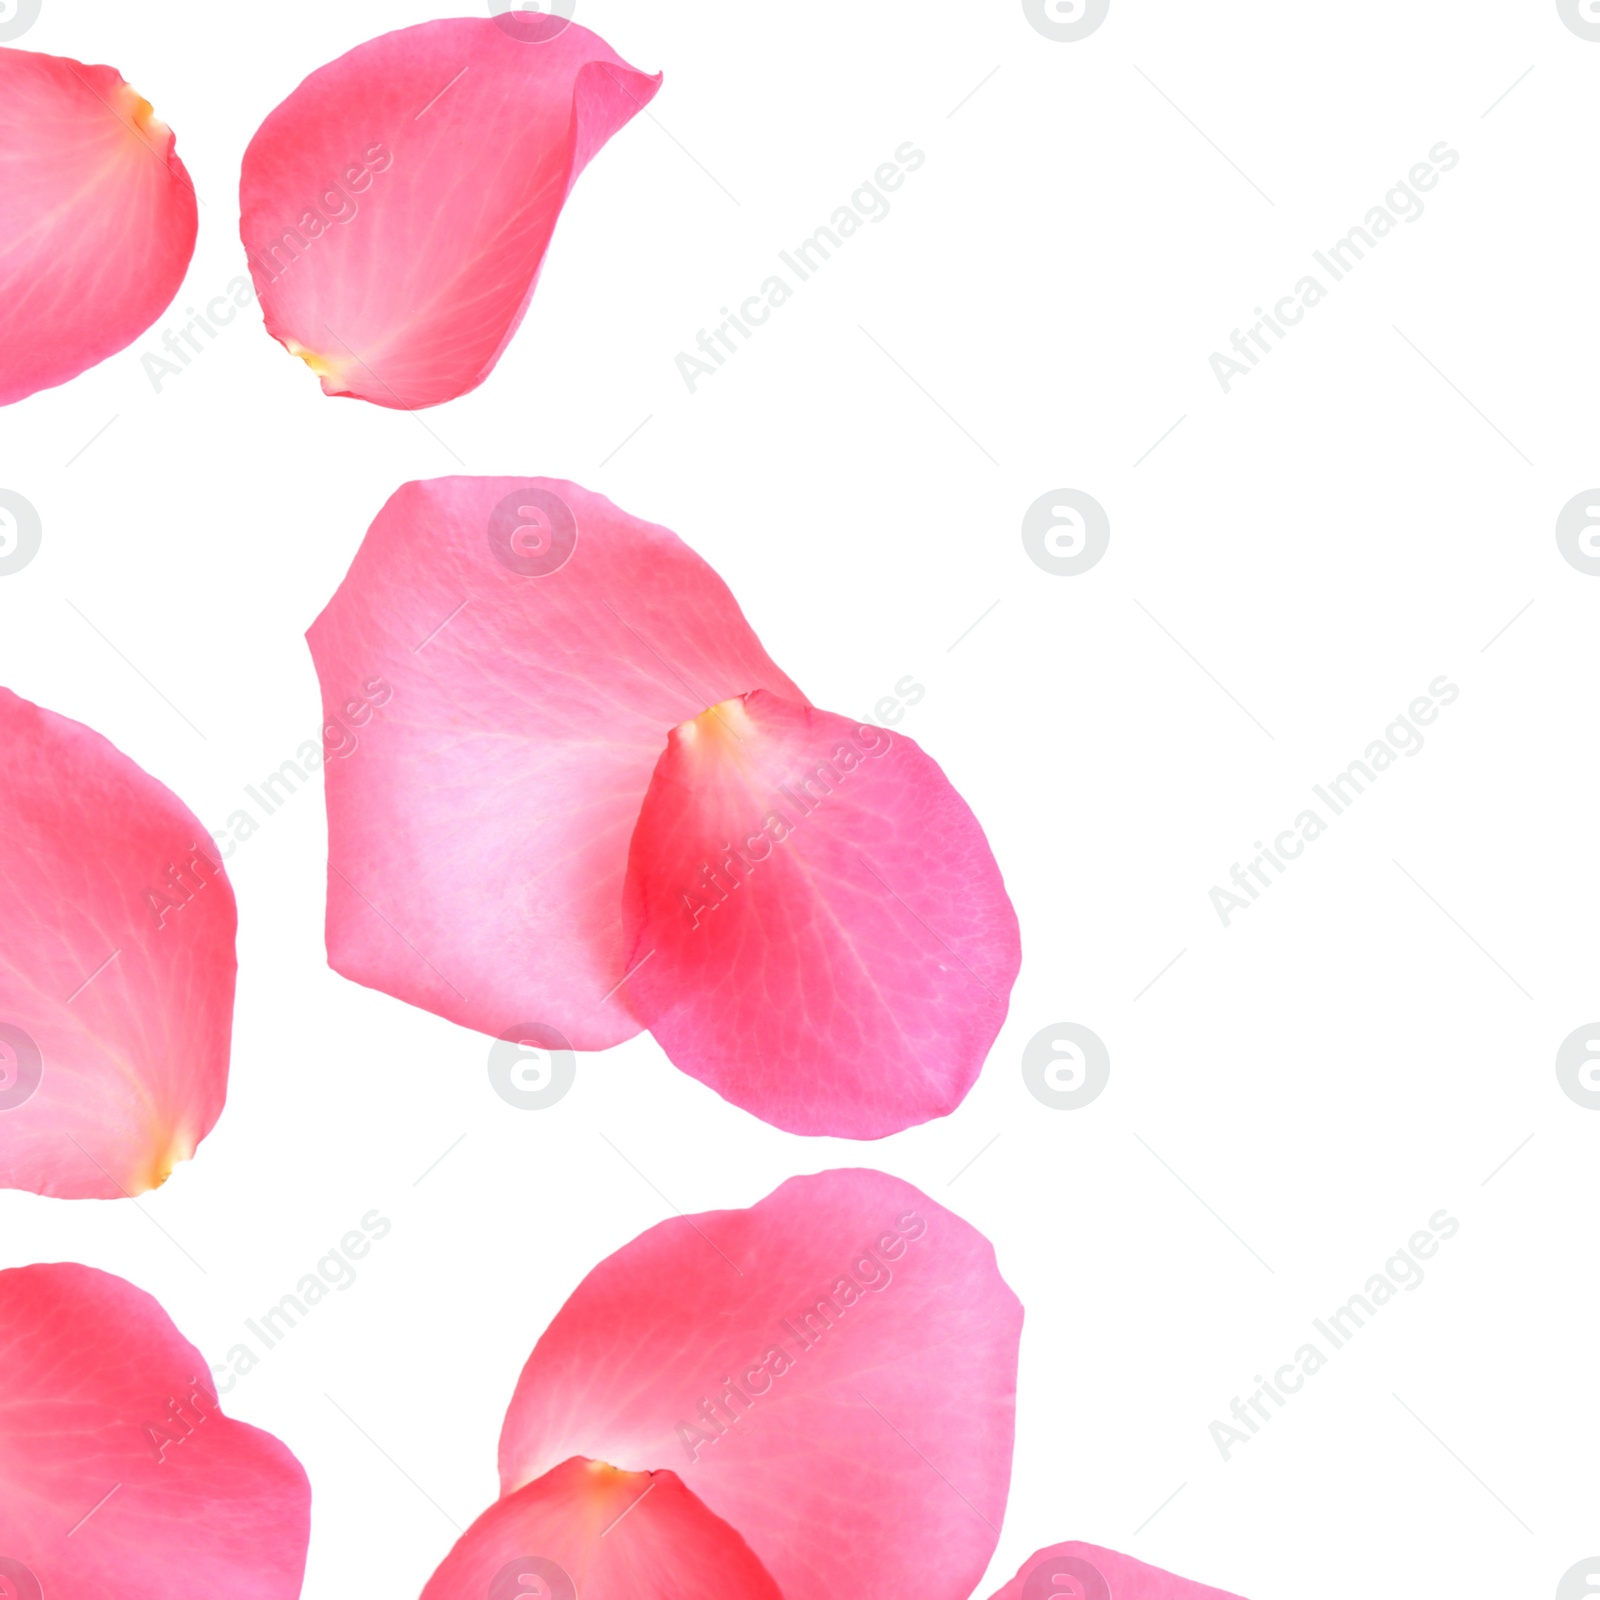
(488, 0, 576, 41)
(1022, 0, 1110, 42)
(0, 1556, 43, 1600)
(1555, 489, 1600, 574)
(1557, 1558, 1600, 1599)
(490, 1557, 577, 1600)
(1557, 0, 1600, 41)
(0, 0, 41, 43)
(489, 487, 577, 576)
(0, 1026, 42, 1113)
(1022, 489, 1109, 575)
(0, 491, 41, 577)
(1022, 1022, 1109, 1109)
(1022, 1553, 1111, 1600)
(489, 1024, 576, 1109)
(1555, 1024, 1600, 1109)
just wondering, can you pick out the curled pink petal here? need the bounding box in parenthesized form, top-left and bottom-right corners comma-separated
(499, 1168, 1021, 1600)
(421, 1457, 781, 1600)
(0, 47, 197, 406)
(0, 689, 236, 1197)
(987, 1543, 1249, 1600)
(621, 690, 1020, 1137)
(306, 478, 803, 1048)
(239, 17, 660, 408)
(0, 1263, 310, 1596)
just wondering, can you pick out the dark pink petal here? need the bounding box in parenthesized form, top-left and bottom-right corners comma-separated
(421, 1457, 781, 1600)
(987, 1543, 1249, 1600)
(306, 478, 803, 1049)
(0, 688, 236, 1198)
(0, 1263, 310, 1596)
(0, 48, 196, 406)
(498, 1168, 1021, 1600)
(239, 17, 659, 409)
(621, 690, 1020, 1137)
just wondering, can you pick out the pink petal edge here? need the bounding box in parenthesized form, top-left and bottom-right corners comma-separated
(420, 1457, 781, 1600)
(0, 688, 236, 1198)
(986, 1542, 1250, 1600)
(498, 1167, 1022, 1600)
(240, 17, 660, 408)
(0, 1263, 310, 1598)
(0, 47, 197, 405)
(306, 477, 803, 1049)
(621, 689, 1020, 1137)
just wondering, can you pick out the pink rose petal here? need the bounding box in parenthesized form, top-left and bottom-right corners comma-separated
(239, 17, 659, 408)
(621, 690, 1020, 1136)
(0, 1263, 310, 1597)
(421, 1457, 781, 1600)
(306, 477, 803, 1049)
(0, 689, 236, 1198)
(0, 47, 197, 405)
(498, 1168, 1021, 1600)
(987, 1543, 1249, 1600)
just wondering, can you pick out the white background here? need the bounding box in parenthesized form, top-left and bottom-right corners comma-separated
(1, 2, 1597, 1597)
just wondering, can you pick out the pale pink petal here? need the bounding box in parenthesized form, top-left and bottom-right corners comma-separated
(620, 690, 1020, 1137)
(0, 1263, 309, 1596)
(421, 1457, 781, 1600)
(239, 17, 659, 409)
(0, 48, 196, 406)
(986, 1543, 1249, 1600)
(306, 477, 803, 1049)
(499, 1168, 1021, 1600)
(0, 689, 236, 1198)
